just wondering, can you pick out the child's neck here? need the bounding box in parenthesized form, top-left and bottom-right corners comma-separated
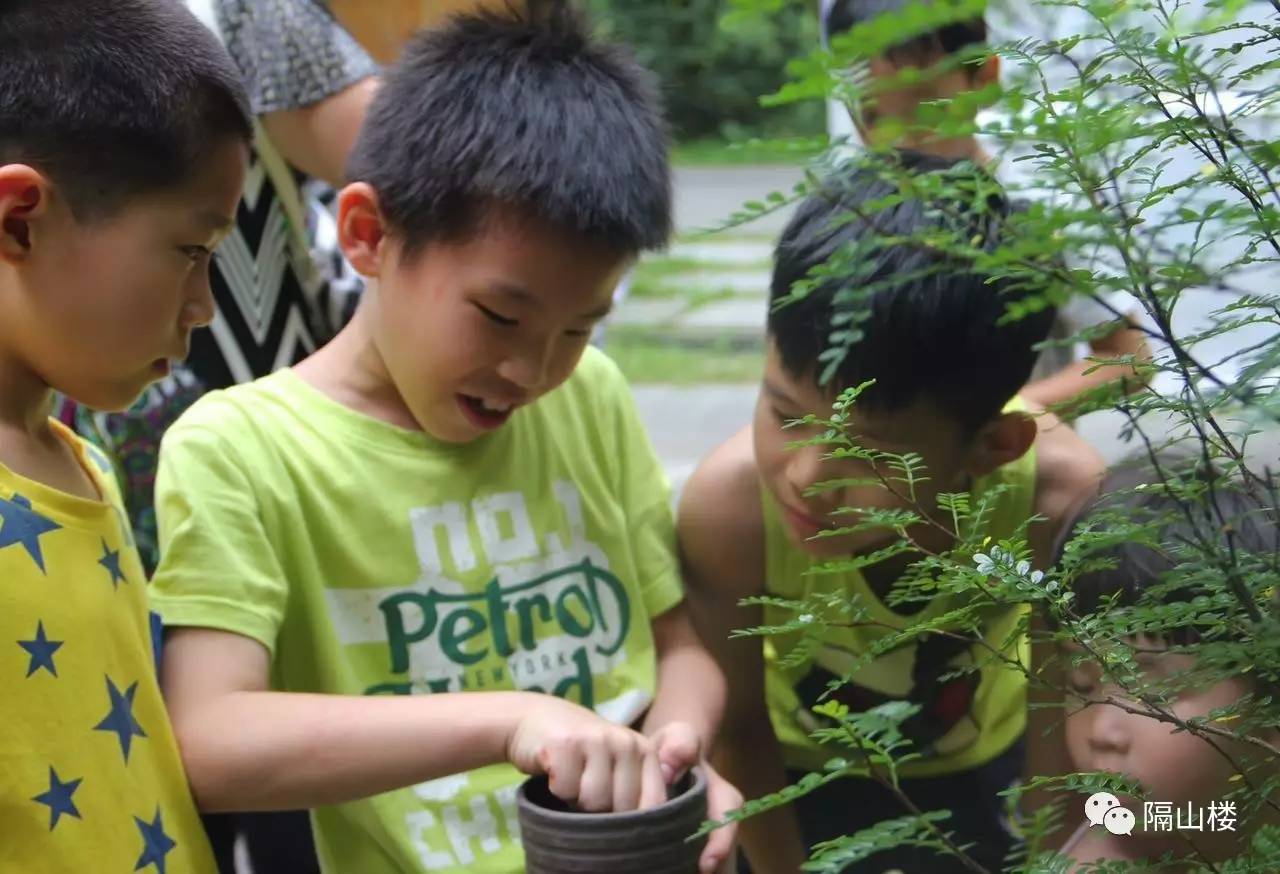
(0, 351, 100, 500)
(0, 350, 57, 438)
(925, 136, 990, 168)
(859, 520, 958, 606)
(293, 302, 422, 432)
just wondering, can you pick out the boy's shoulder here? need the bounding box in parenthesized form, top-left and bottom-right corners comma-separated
(1029, 409, 1105, 564)
(532, 347, 641, 437)
(677, 423, 766, 597)
(558, 346, 629, 403)
(159, 370, 295, 459)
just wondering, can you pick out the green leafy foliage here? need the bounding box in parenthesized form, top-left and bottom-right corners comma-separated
(584, 0, 824, 141)
(705, 0, 1280, 870)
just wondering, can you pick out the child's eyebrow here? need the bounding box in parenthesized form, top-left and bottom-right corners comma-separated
(581, 300, 614, 320)
(197, 211, 236, 234)
(490, 281, 613, 320)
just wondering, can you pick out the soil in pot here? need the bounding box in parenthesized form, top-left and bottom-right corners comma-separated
(517, 767, 709, 873)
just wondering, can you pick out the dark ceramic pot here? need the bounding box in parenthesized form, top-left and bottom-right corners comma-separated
(516, 767, 708, 873)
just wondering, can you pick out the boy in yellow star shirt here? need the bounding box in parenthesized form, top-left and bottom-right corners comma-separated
(0, 1, 253, 870)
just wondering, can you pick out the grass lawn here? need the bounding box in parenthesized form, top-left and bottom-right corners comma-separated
(599, 326, 757, 383)
(629, 256, 773, 299)
(602, 328, 763, 385)
(673, 136, 826, 166)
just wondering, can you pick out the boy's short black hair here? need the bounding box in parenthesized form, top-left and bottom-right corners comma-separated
(824, 0, 987, 66)
(0, 0, 252, 220)
(1060, 454, 1280, 639)
(768, 151, 1054, 433)
(347, 5, 671, 255)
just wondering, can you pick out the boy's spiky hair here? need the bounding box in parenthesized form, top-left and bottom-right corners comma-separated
(768, 150, 1055, 434)
(0, 0, 252, 220)
(347, 4, 672, 255)
(824, 0, 987, 65)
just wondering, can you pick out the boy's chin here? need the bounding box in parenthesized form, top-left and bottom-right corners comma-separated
(63, 376, 153, 416)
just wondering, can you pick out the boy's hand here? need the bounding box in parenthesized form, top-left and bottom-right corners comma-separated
(649, 722, 744, 874)
(506, 698, 667, 813)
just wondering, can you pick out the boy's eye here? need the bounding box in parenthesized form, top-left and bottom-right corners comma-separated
(1069, 670, 1097, 696)
(180, 245, 212, 262)
(475, 303, 518, 327)
(564, 328, 591, 339)
(772, 406, 800, 424)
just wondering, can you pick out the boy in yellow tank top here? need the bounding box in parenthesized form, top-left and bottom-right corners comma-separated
(0, 2, 252, 870)
(679, 152, 1104, 872)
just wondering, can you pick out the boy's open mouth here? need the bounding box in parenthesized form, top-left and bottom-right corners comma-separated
(782, 503, 834, 539)
(458, 394, 515, 430)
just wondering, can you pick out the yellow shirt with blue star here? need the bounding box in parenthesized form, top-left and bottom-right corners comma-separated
(0, 420, 215, 873)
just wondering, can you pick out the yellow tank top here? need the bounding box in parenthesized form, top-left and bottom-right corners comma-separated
(762, 419, 1036, 778)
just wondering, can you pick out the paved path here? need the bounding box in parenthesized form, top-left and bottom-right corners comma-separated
(674, 165, 803, 235)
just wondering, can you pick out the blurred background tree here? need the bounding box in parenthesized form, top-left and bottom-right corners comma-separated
(578, 0, 826, 147)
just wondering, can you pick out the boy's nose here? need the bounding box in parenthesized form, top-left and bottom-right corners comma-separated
(784, 444, 827, 499)
(1087, 703, 1132, 756)
(182, 275, 217, 330)
(498, 342, 554, 392)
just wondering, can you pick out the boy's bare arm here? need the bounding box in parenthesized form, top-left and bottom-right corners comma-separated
(161, 626, 667, 813)
(643, 602, 727, 751)
(678, 430, 808, 874)
(643, 603, 743, 874)
(261, 77, 378, 187)
(1028, 408, 1104, 568)
(1021, 322, 1151, 413)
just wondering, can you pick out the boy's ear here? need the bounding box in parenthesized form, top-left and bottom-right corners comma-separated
(975, 53, 1000, 87)
(0, 165, 50, 262)
(337, 182, 388, 278)
(964, 409, 1036, 477)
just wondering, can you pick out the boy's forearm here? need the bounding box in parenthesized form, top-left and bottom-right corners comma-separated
(643, 640, 726, 747)
(1023, 352, 1148, 413)
(716, 725, 808, 873)
(174, 689, 534, 812)
(642, 605, 727, 748)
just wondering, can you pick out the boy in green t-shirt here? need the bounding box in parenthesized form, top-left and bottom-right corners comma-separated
(0, 1, 250, 870)
(149, 7, 739, 874)
(678, 153, 1104, 872)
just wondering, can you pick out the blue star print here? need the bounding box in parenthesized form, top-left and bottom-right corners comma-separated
(93, 676, 147, 762)
(32, 767, 82, 830)
(99, 538, 126, 588)
(133, 808, 177, 874)
(18, 621, 63, 678)
(0, 493, 60, 573)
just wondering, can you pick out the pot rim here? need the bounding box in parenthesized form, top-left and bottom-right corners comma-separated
(517, 765, 707, 826)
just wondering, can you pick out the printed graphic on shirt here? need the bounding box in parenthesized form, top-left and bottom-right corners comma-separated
(792, 629, 984, 758)
(320, 481, 652, 870)
(325, 481, 646, 723)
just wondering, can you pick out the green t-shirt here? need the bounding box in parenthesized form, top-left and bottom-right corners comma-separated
(150, 348, 683, 874)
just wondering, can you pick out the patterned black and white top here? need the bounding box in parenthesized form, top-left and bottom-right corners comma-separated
(186, 0, 377, 388)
